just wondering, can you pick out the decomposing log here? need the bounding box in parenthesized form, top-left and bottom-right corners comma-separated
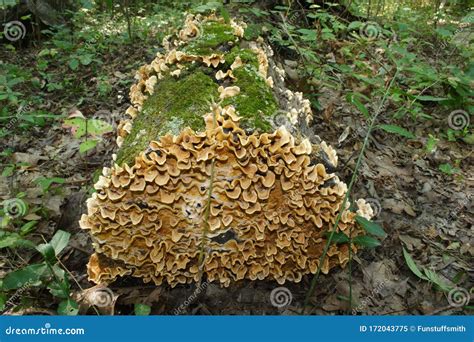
(79, 14, 374, 287)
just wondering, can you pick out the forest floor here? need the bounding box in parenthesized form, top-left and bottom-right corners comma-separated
(0, 2, 472, 315)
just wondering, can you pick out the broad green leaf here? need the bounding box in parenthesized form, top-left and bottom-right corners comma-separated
(378, 124, 415, 139)
(63, 117, 86, 138)
(79, 54, 92, 66)
(19, 220, 38, 235)
(0, 0, 16, 8)
(49, 264, 70, 298)
(353, 235, 381, 248)
(134, 303, 151, 316)
(47, 266, 70, 299)
(297, 29, 317, 41)
(423, 268, 451, 292)
(68, 59, 79, 70)
(48, 281, 69, 298)
(462, 134, 474, 145)
(35, 177, 65, 192)
(36, 243, 56, 264)
(0, 216, 11, 228)
(435, 28, 452, 38)
(79, 139, 98, 154)
(461, 12, 474, 23)
(0, 233, 22, 249)
(0, 293, 6, 311)
(355, 216, 386, 237)
(348, 21, 362, 30)
(346, 93, 369, 118)
(0, 232, 36, 249)
(438, 163, 460, 175)
(87, 119, 113, 135)
(58, 298, 79, 316)
(63, 117, 112, 139)
(50, 230, 70, 255)
(326, 232, 349, 244)
(2, 165, 14, 177)
(402, 247, 428, 281)
(425, 134, 438, 153)
(194, 2, 221, 13)
(2, 263, 48, 290)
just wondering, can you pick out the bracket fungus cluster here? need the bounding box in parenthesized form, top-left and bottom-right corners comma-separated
(80, 14, 374, 287)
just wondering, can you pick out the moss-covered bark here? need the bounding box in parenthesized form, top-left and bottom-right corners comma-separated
(116, 17, 280, 165)
(116, 70, 218, 164)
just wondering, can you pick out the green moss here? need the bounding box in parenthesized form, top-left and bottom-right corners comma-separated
(183, 21, 236, 56)
(222, 64, 278, 132)
(116, 70, 218, 165)
(224, 47, 259, 69)
(116, 41, 279, 165)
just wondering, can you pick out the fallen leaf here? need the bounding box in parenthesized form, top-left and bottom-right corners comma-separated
(12, 153, 48, 166)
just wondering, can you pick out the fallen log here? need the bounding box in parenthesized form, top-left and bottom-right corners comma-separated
(79, 13, 373, 288)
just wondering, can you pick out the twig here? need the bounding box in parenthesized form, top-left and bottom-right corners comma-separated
(197, 105, 218, 285)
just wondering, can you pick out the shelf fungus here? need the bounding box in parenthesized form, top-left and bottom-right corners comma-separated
(80, 14, 374, 288)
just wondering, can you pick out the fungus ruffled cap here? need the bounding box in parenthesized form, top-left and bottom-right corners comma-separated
(81, 104, 370, 287)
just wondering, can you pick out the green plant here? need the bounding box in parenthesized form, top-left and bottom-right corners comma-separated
(0, 230, 78, 315)
(439, 162, 461, 175)
(304, 67, 400, 310)
(63, 115, 113, 154)
(402, 247, 451, 292)
(134, 303, 151, 315)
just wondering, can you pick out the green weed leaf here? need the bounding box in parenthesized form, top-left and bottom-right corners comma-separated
(355, 216, 386, 237)
(353, 235, 381, 248)
(50, 230, 70, 255)
(402, 247, 428, 281)
(2, 263, 48, 290)
(134, 303, 151, 316)
(378, 124, 415, 139)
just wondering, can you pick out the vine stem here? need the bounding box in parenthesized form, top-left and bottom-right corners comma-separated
(303, 67, 400, 310)
(197, 105, 218, 285)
